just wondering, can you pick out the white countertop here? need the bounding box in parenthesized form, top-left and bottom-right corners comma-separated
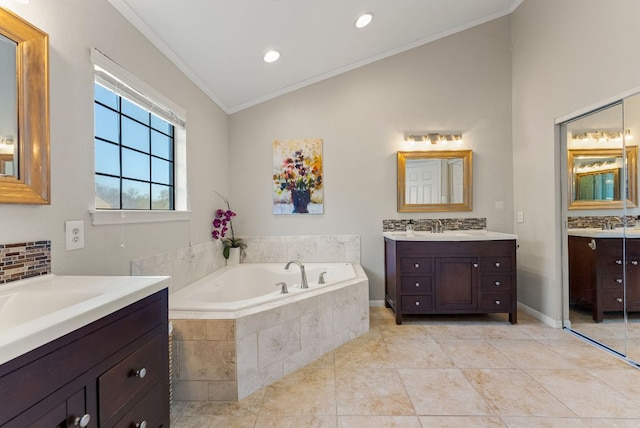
(568, 228, 640, 239)
(383, 230, 518, 241)
(0, 274, 170, 365)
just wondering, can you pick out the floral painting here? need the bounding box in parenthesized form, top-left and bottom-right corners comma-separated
(272, 139, 323, 215)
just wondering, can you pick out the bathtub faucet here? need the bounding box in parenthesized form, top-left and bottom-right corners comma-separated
(285, 260, 309, 289)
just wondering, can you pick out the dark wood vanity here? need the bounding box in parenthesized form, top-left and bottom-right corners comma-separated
(385, 236, 517, 325)
(569, 235, 640, 322)
(0, 289, 169, 427)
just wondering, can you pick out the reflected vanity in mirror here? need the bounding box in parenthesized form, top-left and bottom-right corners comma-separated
(397, 150, 472, 212)
(0, 8, 50, 204)
(567, 147, 638, 210)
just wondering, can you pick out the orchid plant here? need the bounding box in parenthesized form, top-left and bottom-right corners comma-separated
(211, 191, 246, 259)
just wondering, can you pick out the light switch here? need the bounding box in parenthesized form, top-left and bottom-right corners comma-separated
(517, 211, 524, 223)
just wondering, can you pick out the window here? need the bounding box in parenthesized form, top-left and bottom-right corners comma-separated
(91, 48, 187, 220)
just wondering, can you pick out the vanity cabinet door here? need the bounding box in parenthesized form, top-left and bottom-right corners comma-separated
(435, 257, 478, 311)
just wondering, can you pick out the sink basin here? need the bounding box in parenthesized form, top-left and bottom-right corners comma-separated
(383, 230, 517, 241)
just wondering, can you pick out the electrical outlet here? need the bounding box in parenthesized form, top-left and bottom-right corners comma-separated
(65, 220, 84, 250)
(517, 211, 524, 223)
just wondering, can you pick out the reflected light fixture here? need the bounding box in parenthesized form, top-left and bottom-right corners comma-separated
(263, 50, 280, 63)
(355, 13, 373, 29)
(572, 129, 633, 143)
(404, 132, 464, 145)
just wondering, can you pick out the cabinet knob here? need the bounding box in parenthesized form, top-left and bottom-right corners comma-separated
(472, 263, 479, 268)
(494, 262, 501, 268)
(415, 301, 420, 306)
(616, 260, 623, 265)
(494, 281, 501, 286)
(617, 297, 623, 303)
(414, 263, 420, 268)
(135, 367, 147, 379)
(135, 422, 148, 428)
(494, 300, 501, 305)
(72, 414, 91, 427)
(616, 278, 623, 284)
(633, 260, 639, 266)
(415, 282, 420, 287)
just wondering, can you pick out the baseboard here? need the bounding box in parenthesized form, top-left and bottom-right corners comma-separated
(517, 302, 562, 328)
(369, 300, 385, 307)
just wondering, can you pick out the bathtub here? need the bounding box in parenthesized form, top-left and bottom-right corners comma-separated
(169, 262, 357, 312)
(168, 262, 369, 401)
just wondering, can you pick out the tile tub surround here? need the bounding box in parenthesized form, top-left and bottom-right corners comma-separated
(0, 241, 51, 284)
(383, 218, 487, 232)
(131, 235, 360, 294)
(170, 273, 369, 401)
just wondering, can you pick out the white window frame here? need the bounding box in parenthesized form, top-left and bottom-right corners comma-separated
(89, 48, 189, 225)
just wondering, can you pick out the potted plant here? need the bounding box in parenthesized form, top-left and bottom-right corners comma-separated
(211, 192, 246, 263)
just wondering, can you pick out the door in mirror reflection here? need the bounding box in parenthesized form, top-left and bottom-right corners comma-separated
(0, 33, 18, 178)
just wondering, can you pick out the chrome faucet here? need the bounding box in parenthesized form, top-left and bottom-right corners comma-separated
(275, 281, 288, 294)
(604, 216, 624, 230)
(318, 271, 327, 284)
(285, 260, 308, 289)
(432, 219, 444, 234)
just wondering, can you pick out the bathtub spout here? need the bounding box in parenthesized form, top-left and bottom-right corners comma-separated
(285, 260, 309, 289)
(275, 281, 288, 294)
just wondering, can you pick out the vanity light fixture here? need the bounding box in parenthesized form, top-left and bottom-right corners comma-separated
(572, 129, 633, 143)
(263, 50, 280, 63)
(404, 132, 464, 145)
(355, 13, 373, 29)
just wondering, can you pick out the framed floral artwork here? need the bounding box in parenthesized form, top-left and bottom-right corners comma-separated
(272, 139, 323, 215)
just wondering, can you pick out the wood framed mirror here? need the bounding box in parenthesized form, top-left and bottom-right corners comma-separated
(0, 8, 49, 204)
(567, 147, 637, 210)
(397, 150, 472, 212)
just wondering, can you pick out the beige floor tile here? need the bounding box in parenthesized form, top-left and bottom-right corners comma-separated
(500, 416, 588, 427)
(378, 324, 431, 339)
(181, 389, 265, 416)
(418, 416, 506, 427)
(526, 369, 640, 418)
(469, 325, 532, 340)
(514, 324, 574, 340)
(259, 367, 336, 415)
(334, 337, 394, 374)
(539, 339, 630, 370)
(172, 415, 257, 428)
(587, 367, 640, 398)
(398, 368, 492, 416)
(369, 306, 396, 320)
(336, 369, 414, 416)
(438, 339, 516, 369)
(421, 324, 488, 339)
(488, 339, 576, 369)
(585, 419, 640, 427)
(462, 369, 575, 417)
(384, 337, 454, 369)
(338, 415, 422, 427)
(254, 415, 338, 427)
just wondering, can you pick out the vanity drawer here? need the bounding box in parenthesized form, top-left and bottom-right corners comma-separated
(99, 334, 164, 424)
(480, 294, 512, 312)
(401, 295, 434, 313)
(599, 273, 625, 291)
(480, 276, 512, 293)
(480, 257, 512, 272)
(601, 291, 625, 311)
(401, 276, 432, 293)
(400, 257, 432, 274)
(113, 381, 169, 428)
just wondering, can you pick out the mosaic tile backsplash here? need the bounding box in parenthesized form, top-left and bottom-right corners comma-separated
(383, 218, 487, 232)
(568, 216, 637, 229)
(0, 241, 51, 284)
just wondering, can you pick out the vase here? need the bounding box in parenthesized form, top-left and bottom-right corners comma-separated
(227, 247, 240, 266)
(291, 189, 311, 214)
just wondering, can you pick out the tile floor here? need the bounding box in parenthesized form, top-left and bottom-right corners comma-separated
(170, 306, 640, 427)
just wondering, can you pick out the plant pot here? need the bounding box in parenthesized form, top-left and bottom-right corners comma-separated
(291, 189, 311, 214)
(227, 247, 240, 266)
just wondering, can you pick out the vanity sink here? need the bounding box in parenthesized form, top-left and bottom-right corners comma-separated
(567, 228, 640, 239)
(0, 274, 170, 365)
(383, 229, 517, 241)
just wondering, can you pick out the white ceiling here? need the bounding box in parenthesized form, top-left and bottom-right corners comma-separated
(108, 0, 522, 114)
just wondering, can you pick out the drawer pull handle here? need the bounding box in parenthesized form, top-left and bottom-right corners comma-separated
(494, 262, 501, 268)
(494, 300, 501, 305)
(135, 367, 147, 379)
(617, 297, 623, 303)
(135, 422, 148, 428)
(494, 281, 501, 286)
(72, 414, 91, 427)
(616, 260, 623, 264)
(616, 278, 623, 284)
(415, 301, 420, 306)
(473, 263, 479, 268)
(633, 260, 639, 266)
(415, 282, 420, 287)
(414, 263, 420, 268)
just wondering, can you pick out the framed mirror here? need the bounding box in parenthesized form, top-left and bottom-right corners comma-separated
(0, 8, 49, 204)
(397, 150, 472, 212)
(567, 147, 637, 210)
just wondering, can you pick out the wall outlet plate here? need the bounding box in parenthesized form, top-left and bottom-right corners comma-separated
(65, 220, 84, 250)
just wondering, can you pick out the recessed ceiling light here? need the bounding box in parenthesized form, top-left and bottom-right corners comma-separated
(355, 13, 373, 29)
(263, 50, 281, 63)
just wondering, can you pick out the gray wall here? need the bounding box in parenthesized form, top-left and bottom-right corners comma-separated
(0, 0, 229, 275)
(229, 17, 514, 300)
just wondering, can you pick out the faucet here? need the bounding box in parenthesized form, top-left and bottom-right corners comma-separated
(604, 216, 624, 230)
(275, 281, 288, 294)
(318, 271, 327, 284)
(432, 219, 444, 234)
(285, 260, 308, 289)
